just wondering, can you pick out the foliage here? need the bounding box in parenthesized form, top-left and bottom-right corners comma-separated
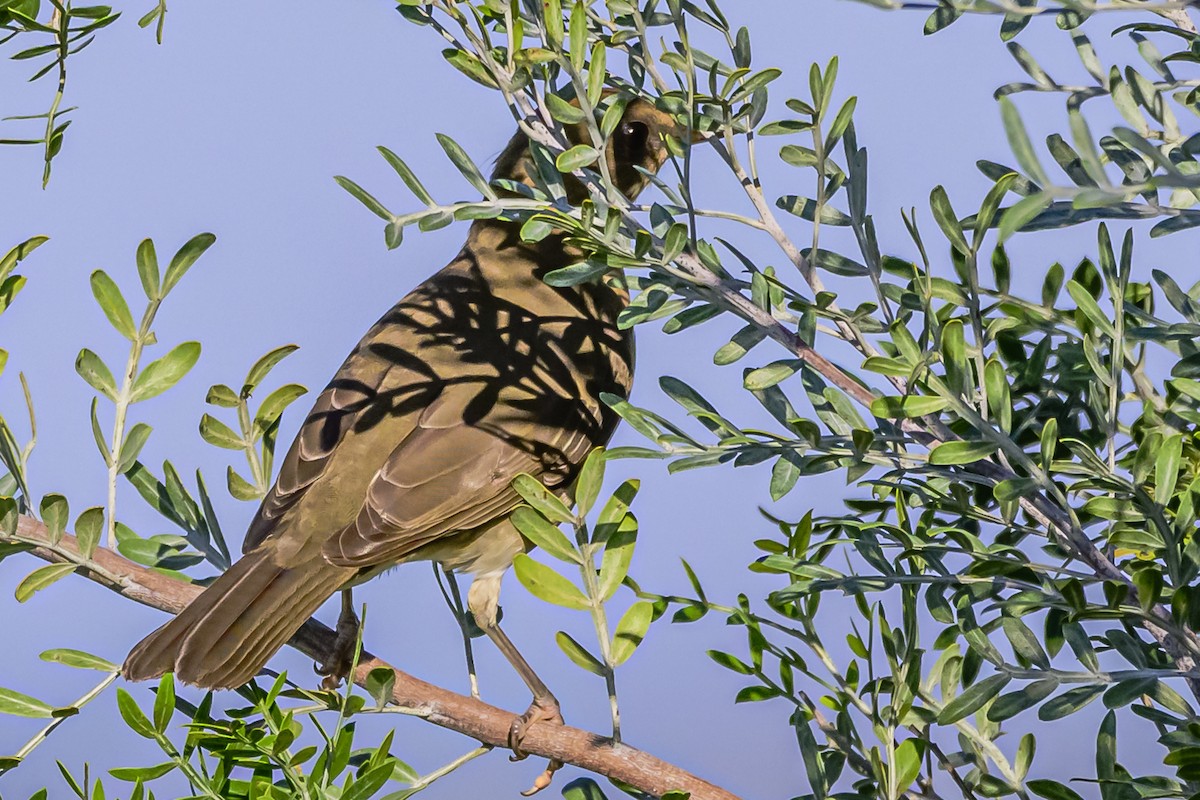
(3, 0, 1200, 798)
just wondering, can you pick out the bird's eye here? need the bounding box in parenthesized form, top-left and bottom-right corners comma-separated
(619, 121, 649, 145)
(615, 120, 650, 163)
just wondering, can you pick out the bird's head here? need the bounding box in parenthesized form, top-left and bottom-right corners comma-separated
(492, 95, 693, 203)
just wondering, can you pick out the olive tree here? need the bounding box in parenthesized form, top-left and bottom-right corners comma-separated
(3, 1, 1200, 799)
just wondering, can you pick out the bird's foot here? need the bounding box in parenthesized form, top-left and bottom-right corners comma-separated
(508, 698, 564, 796)
(314, 606, 361, 690)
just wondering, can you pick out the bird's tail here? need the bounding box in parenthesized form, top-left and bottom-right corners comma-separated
(122, 546, 356, 689)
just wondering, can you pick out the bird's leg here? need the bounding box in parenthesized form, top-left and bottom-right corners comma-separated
(435, 564, 481, 700)
(315, 589, 360, 690)
(468, 574, 563, 796)
(482, 622, 565, 750)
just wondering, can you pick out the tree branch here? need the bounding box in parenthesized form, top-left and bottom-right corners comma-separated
(8, 514, 741, 800)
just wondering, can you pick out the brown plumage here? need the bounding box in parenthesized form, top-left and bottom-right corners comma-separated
(123, 97, 686, 760)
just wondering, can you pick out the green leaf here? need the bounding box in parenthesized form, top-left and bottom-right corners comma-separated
(596, 479, 639, 543)
(521, 217, 555, 243)
(795, 714, 829, 799)
(556, 145, 600, 172)
(1103, 677, 1155, 709)
(708, 650, 753, 674)
(938, 673, 1010, 723)
(1155, 433, 1183, 506)
(1028, 779, 1085, 800)
(998, 192, 1053, 242)
(129, 342, 201, 402)
(562, 778, 608, 800)
(15, 563, 77, 602)
(116, 688, 156, 738)
(511, 506, 579, 564)
(118, 423, 153, 474)
(574, 447, 605, 517)
(378, 145, 435, 205)
(436, 133, 493, 198)
(975, 173, 1017, 242)
(512, 554, 590, 610)
(545, 93, 587, 126)
(1040, 418, 1058, 466)
(39, 493, 68, 545)
(930, 186, 969, 256)
(569, 1, 587, 71)
(39, 648, 116, 671)
(776, 195, 852, 226)
(1066, 280, 1116, 338)
(205, 384, 239, 408)
(0, 497, 17, 538)
(729, 67, 781, 104)
(161, 233, 215, 297)
(735, 685, 781, 703)
(988, 679, 1057, 722)
(0, 275, 26, 315)
(1038, 684, 1104, 721)
(75, 506, 104, 559)
(441, 48, 498, 88)
(90, 270, 137, 341)
(226, 467, 260, 501)
(924, 6, 962, 34)
(364, 667, 396, 709)
(136, 239, 159, 299)
(253, 383, 308, 435)
(75, 348, 117, 401)
(985, 358, 1012, 431)
(152, 674, 174, 733)
(597, 513, 637, 601)
(90, 399, 111, 466)
(544, 261, 609, 287)
(512, 474, 575, 525)
(998, 96, 1047, 185)
(611, 601, 653, 665)
(555, 631, 605, 675)
(780, 144, 818, 168)
(893, 738, 921, 795)
(0, 686, 54, 718)
(769, 452, 802, 501)
(335, 176, 391, 220)
(1002, 617, 1050, 669)
(244, 344, 298, 394)
(662, 223, 688, 263)
(928, 440, 998, 466)
(381, 219, 403, 251)
(745, 360, 802, 390)
(198, 414, 243, 450)
(108, 763, 175, 782)
(870, 395, 951, 419)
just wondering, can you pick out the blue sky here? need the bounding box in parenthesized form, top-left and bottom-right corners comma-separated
(0, 1, 1193, 797)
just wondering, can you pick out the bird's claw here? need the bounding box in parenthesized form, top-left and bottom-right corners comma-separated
(313, 657, 351, 691)
(313, 608, 360, 690)
(508, 697, 563, 760)
(508, 698, 564, 796)
(520, 759, 563, 797)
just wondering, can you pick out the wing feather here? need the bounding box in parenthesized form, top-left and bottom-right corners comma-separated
(323, 385, 592, 568)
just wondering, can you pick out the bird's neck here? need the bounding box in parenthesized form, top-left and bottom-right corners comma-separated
(465, 219, 631, 312)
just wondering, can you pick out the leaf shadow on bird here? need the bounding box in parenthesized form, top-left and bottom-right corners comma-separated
(122, 96, 692, 790)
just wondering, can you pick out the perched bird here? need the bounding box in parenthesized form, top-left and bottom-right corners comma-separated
(123, 96, 687, 768)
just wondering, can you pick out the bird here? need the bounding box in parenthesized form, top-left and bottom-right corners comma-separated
(122, 95, 689, 778)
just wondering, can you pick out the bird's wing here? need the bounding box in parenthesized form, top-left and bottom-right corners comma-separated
(241, 318, 441, 555)
(323, 383, 594, 568)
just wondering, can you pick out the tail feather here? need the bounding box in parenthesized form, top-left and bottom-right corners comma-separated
(197, 574, 343, 688)
(123, 547, 355, 689)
